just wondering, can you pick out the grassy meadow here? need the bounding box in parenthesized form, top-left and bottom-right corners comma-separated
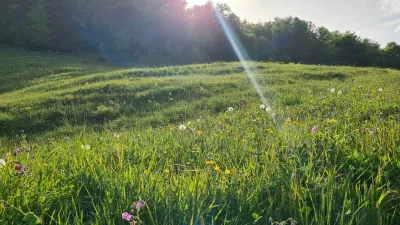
(0, 48, 400, 225)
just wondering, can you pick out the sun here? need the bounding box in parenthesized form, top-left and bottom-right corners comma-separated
(186, 0, 211, 7)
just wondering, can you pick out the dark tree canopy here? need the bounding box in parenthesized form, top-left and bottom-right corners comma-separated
(1, 0, 399, 69)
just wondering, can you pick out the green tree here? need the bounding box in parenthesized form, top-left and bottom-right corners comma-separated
(1, 0, 400, 69)
(23, 0, 53, 49)
(382, 42, 400, 69)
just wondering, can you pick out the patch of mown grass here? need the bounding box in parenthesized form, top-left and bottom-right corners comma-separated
(0, 50, 400, 224)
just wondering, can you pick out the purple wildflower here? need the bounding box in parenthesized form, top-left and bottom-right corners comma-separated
(311, 126, 317, 133)
(14, 164, 22, 171)
(16, 148, 23, 153)
(136, 200, 146, 210)
(122, 212, 133, 222)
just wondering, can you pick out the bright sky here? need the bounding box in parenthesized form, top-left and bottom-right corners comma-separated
(187, 0, 400, 46)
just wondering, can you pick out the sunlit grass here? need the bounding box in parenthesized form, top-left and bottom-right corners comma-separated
(0, 49, 400, 224)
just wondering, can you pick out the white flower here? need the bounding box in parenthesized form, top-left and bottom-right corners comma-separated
(330, 88, 335, 93)
(179, 125, 187, 131)
(196, 119, 201, 123)
(378, 88, 383, 92)
(266, 107, 271, 113)
(259, 104, 266, 109)
(81, 145, 91, 150)
(338, 90, 342, 95)
(113, 133, 120, 138)
(228, 107, 234, 112)
(0, 159, 5, 168)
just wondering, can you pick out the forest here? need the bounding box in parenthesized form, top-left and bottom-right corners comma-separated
(1, 0, 400, 68)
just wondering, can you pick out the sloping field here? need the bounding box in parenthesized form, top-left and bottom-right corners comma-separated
(0, 49, 400, 224)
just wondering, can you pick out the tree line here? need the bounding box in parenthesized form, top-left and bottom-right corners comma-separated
(1, 0, 400, 68)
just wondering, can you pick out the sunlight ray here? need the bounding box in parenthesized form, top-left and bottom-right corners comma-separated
(214, 6, 272, 115)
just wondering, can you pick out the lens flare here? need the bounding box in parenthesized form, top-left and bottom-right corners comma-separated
(214, 7, 271, 112)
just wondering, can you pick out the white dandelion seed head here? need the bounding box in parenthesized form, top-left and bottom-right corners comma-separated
(179, 124, 187, 131)
(338, 91, 342, 95)
(265, 107, 271, 113)
(0, 159, 5, 168)
(330, 88, 336, 93)
(81, 145, 91, 150)
(228, 107, 234, 112)
(378, 88, 383, 92)
(259, 104, 266, 109)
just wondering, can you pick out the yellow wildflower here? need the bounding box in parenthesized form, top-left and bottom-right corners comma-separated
(214, 166, 220, 172)
(224, 169, 231, 175)
(206, 160, 215, 165)
(328, 118, 337, 123)
(144, 170, 149, 175)
(267, 128, 274, 134)
(163, 168, 171, 174)
(197, 130, 203, 135)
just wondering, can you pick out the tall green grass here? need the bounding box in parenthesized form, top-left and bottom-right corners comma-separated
(0, 49, 399, 224)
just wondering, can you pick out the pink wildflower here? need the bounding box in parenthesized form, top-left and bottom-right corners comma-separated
(14, 164, 22, 171)
(122, 212, 133, 222)
(136, 200, 146, 210)
(311, 126, 317, 133)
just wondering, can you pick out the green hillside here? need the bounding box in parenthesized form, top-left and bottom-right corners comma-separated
(1, 49, 400, 224)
